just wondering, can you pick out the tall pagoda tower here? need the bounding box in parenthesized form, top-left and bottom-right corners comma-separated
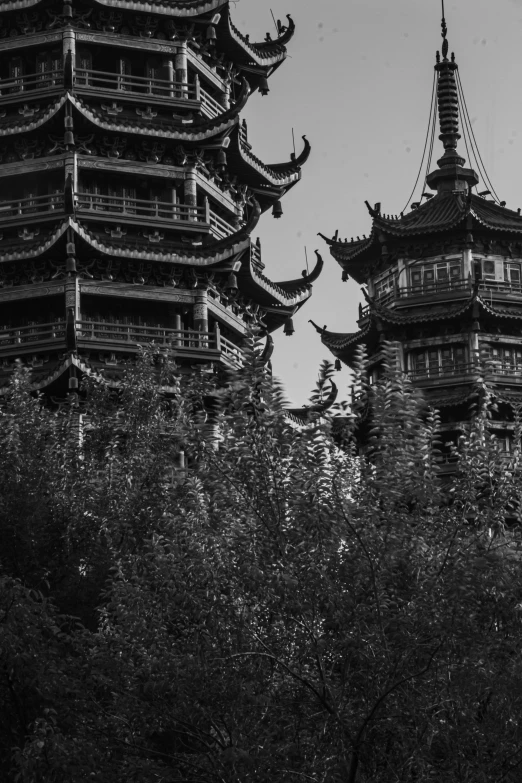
(316, 12, 522, 459)
(0, 0, 320, 395)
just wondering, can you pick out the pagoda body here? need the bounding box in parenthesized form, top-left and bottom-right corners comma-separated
(0, 0, 319, 394)
(317, 20, 522, 460)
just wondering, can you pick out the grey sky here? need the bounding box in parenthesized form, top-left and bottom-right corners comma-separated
(232, 0, 522, 404)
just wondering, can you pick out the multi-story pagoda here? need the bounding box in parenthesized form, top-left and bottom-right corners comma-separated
(0, 0, 320, 395)
(315, 13, 522, 458)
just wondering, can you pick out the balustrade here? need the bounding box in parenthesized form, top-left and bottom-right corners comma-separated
(409, 362, 478, 380)
(76, 192, 209, 225)
(0, 320, 65, 348)
(0, 69, 62, 98)
(0, 193, 64, 221)
(75, 68, 199, 100)
(77, 321, 243, 366)
(358, 278, 522, 318)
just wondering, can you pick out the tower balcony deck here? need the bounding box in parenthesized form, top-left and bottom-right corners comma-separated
(359, 278, 522, 321)
(0, 192, 239, 239)
(77, 321, 242, 368)
(0, 69, 63, 105)
(409, 361, 522, 387)
(0, 68, 223, 118)
(0, 320, 243, 369)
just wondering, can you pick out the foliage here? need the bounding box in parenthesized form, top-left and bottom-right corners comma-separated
(1, 340, 522, 782)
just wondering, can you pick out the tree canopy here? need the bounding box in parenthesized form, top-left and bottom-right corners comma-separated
(2, 340, 522, 783)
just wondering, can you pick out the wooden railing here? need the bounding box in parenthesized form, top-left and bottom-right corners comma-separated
(75, 68, 199, 100)
(485, 362, 522, 378)
(0, 320, 65, 347)
(0, 192, 64, 221)
(77, 321, 243, 366)
(0, 69, 62, 96)
(209, 209, 238, 238)
(409, 362, 478, 380)
(399, 280, 470, 297)
(358, 279, 522, 319)
(76, 192, 209, 224)
(200, 87, 223, 118)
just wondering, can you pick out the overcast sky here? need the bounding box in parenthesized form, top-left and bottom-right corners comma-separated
(233, 0, 522, 405)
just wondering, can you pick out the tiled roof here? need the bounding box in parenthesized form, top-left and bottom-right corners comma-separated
(323, 193, 522, 276)
(70, 94, 240, 141)
(374, 297, 473, 324)
(478, 297, 522, 320)
(373, 193, 467, 236)
(0, 97, 66, 136)
(93, 0, 226, 16)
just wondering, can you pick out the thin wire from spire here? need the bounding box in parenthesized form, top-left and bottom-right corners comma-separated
(456, 71, 501, 203)
(400, 70, 437, 213)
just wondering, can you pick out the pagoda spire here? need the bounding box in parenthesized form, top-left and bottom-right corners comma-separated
(426, 2, 479, 194)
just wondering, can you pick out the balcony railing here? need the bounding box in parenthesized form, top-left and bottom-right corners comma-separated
(209, 209, 238, 239)
(0, 191, 238, 237)
(0, 69, 62, 98)
(76, 192, 209, 224)
(409, 362, 478, 380)
(76, 68, 199, 100)
(0, 320, 66, 349)
(200, 87, 223, 118)
(359, 278, 522, 320)
(77, 322, 243, 367)
(0, 192, 64, 221)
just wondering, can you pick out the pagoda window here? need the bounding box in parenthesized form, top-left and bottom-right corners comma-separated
(505, 262, 522, 289)
(79, 183, 104, 211)
(483, 344, 522, 374)
(8, 57, 24, 93)
(410, 259, 461, 292)
(107, 184, 137, 214)
(492, 432, 514, 453)
(145, 57, 170, 96)
(374, 270, 395, 302)
(475, 257, 504, 282)
(118, 56, 132, 91)
(76, 49, 93, 86)
(35, 50, 62, 86)
(411, 345, 467, 376)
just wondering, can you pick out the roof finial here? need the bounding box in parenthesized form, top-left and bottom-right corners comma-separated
(441, 0, 449, 60)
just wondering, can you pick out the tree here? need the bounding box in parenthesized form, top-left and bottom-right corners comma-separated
(1, 340, 522, 782)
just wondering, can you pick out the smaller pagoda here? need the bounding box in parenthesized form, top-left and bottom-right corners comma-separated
(315, 13, 522, 460)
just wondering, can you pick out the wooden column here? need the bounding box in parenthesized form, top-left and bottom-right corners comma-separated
(184, 168, 197, 221)
(175, 41, 188, 97)
(65, 276, 79, 322)
(194, 289, 208, 333)
(221, 79, 231, 109)
(62, 25, 76, 65)
(163, 55, 175, 97)
(463, 249, 472, 281)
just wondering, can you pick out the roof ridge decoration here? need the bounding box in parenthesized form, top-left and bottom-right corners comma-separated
(224, 8, 294, 65)
(286, 379, 338, 421)
(276, 250, 323, 293)
(268, 135, 311, 173)
(234, 125, 309, 185)
(248, 259, 314, 306)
